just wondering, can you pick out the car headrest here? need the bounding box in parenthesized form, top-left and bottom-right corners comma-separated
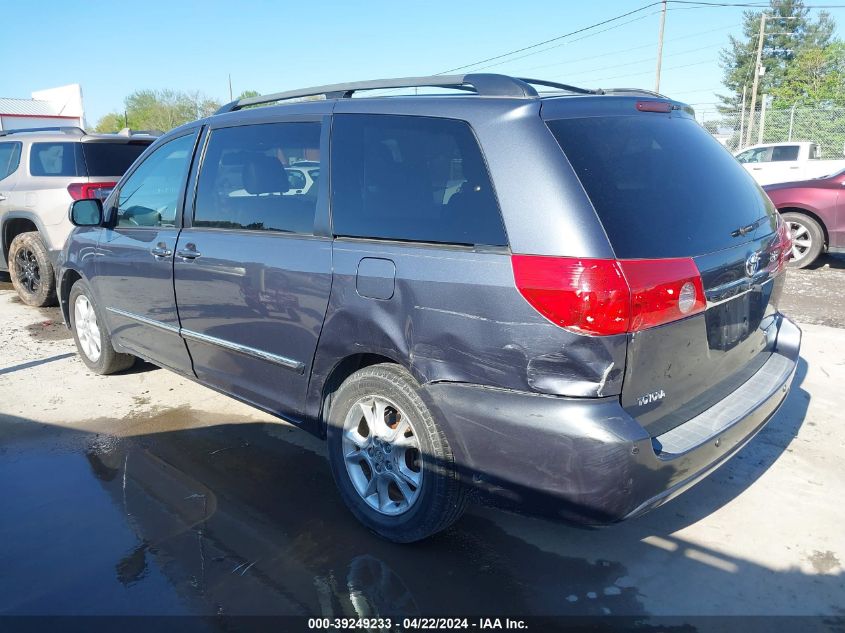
(243, 154, 289, 195)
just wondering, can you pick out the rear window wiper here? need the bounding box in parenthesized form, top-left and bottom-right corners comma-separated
(731, 217, 764, 238)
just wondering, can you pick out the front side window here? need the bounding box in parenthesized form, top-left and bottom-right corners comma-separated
(331, 114, 507, 247)
(736, 147, 771, 164)
(193, 122, 322, 234)
(771, 145, 799, 162)
(29, 142, 84, 176)
(0, 142, 22, 181)
(114, 133, 197, 228)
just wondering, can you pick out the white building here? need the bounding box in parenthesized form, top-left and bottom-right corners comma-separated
(0, 84, 85, 131)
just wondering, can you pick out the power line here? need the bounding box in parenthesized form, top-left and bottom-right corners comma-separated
(435, 2, 666, 75)
(512, 22, 737, 74)
(464, 11, 662, 73)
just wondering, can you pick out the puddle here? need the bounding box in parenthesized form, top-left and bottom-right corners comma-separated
(0, 417, 642, 617)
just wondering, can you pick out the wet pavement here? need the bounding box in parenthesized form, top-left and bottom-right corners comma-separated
(1, 269, 844, 622)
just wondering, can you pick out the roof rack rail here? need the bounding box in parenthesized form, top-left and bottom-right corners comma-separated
(216, 73, 572, 114)
(0, 126, 85, 137)
(516, 78, 599, 95)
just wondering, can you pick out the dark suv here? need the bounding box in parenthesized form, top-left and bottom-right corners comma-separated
(59, 74, 801, 542)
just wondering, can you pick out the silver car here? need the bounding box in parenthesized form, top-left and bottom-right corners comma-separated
(0, 127, 154, 306)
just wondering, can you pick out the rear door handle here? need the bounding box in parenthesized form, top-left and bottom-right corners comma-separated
(176, 244, 201, 260)
(150, 243, 172, 258)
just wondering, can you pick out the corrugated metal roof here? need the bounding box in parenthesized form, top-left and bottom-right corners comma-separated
(0, 97, 59, 116)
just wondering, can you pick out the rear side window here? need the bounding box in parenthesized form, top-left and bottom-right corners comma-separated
(771, 145, 799, 161)
(194, 122, 321, 235)
(331, 114, 507, 247)
(547, 116, 774, 259)
(29, 142, 84, 176)
(0, 142, 21, 181)
(82, 142, 149, 176)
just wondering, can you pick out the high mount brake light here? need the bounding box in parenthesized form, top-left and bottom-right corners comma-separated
(512, 255, 706, 336)
(67, 182, 116, 201)
(636, 101, 673, 113)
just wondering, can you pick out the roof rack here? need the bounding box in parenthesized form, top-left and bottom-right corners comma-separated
(216, 73, 598, 114)
(516, 78, 598, 95)
(0, 126, 85, 137)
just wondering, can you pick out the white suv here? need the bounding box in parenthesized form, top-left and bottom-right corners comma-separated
(0, 127, 154, 306)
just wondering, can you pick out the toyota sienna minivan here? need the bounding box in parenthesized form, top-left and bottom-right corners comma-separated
(59, 74, 800, 542)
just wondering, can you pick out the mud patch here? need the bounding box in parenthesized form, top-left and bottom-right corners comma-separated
(808, 550, 841, 574)
(25, 319, 72, 341)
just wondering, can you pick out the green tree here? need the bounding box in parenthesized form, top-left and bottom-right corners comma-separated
(94, 89, 221, 133)
(93, 112, 127, 133)
(717, 0, 835, 112)
(237, 89, 261, 99)
(770, 41, 845, 106)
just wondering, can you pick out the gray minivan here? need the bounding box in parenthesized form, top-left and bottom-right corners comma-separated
(59, 75, 800, 542)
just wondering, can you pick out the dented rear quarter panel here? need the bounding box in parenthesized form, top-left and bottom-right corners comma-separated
(305, 239, 628, 425)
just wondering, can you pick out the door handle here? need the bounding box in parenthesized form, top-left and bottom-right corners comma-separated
(0, 194, 7, 201)
(150, 243, 172, 258)
(789, 166, 799, 169)
(176, 244, 202, 260)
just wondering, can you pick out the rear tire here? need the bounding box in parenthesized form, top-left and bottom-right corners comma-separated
(8, 232, 57, 307)
(782, 212, 824, 269)
(69, 280, 135, 375)
(327, 363, 467, 543)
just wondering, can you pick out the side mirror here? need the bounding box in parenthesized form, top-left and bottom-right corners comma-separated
(69, 199, 103, 227)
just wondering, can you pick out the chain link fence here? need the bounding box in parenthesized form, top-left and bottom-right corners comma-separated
(697, 105, 845, 158)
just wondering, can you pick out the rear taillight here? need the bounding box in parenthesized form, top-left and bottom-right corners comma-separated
(67, 182, 116, 201)
(774, 218, 793, 269)
(512, 255, 706, 336)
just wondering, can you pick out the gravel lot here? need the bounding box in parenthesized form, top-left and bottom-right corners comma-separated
(1, 264, 843, 621)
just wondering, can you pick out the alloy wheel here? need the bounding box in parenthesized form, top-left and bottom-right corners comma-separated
(788, 220, 813, 263)
(14, 248, 41, 294)
(342, 395, 423, 516)
(74, 294, 102, 362)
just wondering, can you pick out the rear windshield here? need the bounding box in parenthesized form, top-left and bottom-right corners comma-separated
(547, 115, 775, 259)
(29, 141, 149, 178)
(82, 142, 149, 176)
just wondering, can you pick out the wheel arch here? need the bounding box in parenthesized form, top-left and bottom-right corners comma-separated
(1, 212, 44, 266)
(313, 352, 406, 438)
(59, 266, 84, 326)
(778, 207, 830, 248)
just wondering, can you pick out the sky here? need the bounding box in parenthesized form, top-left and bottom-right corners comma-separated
(3, 0, 844, 125)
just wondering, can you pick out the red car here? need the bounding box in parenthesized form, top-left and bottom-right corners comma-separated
(764, 169, 845, 268)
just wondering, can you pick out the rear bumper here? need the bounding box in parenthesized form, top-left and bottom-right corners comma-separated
(422, 314, 801, 524)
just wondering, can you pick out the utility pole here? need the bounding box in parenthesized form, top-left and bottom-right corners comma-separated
(228, 74, 234, 102)
(745, 13, 767, 147)
(654, 0, 668, 92)
(738, 84, 747, 150)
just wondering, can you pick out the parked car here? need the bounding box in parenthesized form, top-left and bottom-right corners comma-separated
(59, 74, 800, 542)
(285, 163, 319, 195)
(0, 127, 155, 306)
(764, 168, 845, 268)
(734, 141, 845, 186)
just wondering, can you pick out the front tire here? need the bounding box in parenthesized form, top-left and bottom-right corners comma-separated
(327, 364, 467, 543)
(782, 212, 824, 269)
(69, 280, 135, 374)
(8, 231, 57, 307)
